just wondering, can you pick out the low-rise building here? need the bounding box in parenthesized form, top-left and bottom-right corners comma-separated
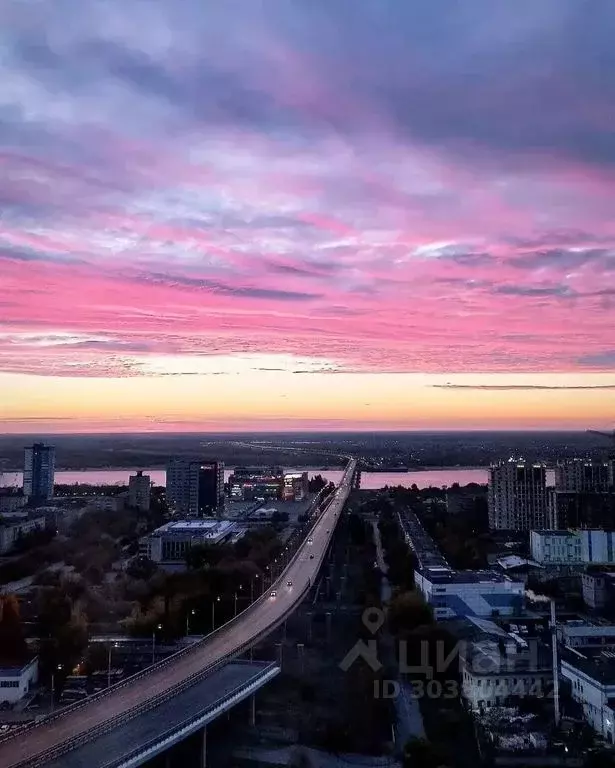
(460, 632, 552, 710)
(0, 517, 46, 554)
(0, 657, 39, 704)
(282, 472, 309, 501)
(494, 555, 544, 585)
(88, 495, 126, 512)
(139, 519, 238, 569)
(557, 620, 615, 649)
(530, 529, 615, 566)
(530, 530, 583, 565)
(561, 646, 615, 742)
(414, 565, 525, 620)
(583, 571, 615, 610)
(0, 488, 26, 514)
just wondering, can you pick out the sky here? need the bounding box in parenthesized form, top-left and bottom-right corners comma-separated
(1, 0, 614, 433)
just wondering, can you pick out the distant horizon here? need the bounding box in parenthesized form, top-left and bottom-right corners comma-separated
(0, 426, 611, 438)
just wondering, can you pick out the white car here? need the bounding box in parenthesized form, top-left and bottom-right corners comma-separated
(270, 590, 277, 598)
(307, 537, 313, 544)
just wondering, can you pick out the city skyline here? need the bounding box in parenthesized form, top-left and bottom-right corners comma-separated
(1, 2, 614, 432)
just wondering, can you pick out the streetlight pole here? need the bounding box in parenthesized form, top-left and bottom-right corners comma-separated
(50, 664, 62, 713)
(107, 643, 112, 689)
(186, 609, 195, 637)
(151, 623, 162, 665)
(211, 596, 220, 630)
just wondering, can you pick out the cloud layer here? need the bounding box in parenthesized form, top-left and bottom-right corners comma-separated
(1, 0, 615, 378)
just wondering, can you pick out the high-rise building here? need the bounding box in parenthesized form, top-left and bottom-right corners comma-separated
(128, 470, 151, 512)
(555, 459, 613, 493)
(548, 489, 615, 529)
(166, 458, 225, 517)
(23, 443, 55, 502)
(488, 459, 548, 531)
(196, 461, 225, 516)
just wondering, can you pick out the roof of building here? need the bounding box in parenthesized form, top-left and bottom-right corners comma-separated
(561, 646, 615, 685)
(153, 519, 235, 537)
(417, 565, 522, 585)
(497, 555, 544, 571)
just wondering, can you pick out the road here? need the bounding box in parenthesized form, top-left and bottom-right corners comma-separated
(42, 662, 277, 768)
(0, 460, 356, 768)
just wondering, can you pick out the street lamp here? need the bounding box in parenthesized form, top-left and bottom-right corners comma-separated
(151, 623, 162, 665)
(107, 642, 119, 689)
(251, 574, 260, 602)
(50, 663, 62, 712)
(186, 609, 196, 637)
(211, 596, 220, 630)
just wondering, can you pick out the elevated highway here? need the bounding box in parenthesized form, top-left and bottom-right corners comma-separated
(0, 459, 357, 768)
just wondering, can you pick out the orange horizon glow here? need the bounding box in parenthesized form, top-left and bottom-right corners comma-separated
(1, 370, 613, 434)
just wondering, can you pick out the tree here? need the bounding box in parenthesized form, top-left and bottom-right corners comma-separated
(585, 751, 615, 768)
(388, 590, 433, 634)
(403, 737, 451, 768)
(308, 474, 327, 494)
(0, 595, 28, 661)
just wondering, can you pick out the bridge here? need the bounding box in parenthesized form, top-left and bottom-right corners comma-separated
(0, 459, 358, 768)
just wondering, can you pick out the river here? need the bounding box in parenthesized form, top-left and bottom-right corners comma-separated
(0, 467, 556, 490)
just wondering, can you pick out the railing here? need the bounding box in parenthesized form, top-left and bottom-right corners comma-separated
(3, 463, 354, 767)
(98, 661, 280, 768)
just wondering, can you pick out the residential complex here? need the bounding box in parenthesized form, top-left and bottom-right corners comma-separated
(548, 489, 615, 529)
(166, 459, 225, 517)
(488, 459, 548, 531)
(128, 471, 151, 512)
(23, 443, 55, 502)
(554, 459, 613, 493)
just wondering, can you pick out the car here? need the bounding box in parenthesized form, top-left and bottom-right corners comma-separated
(270, 590, 277, 597)
(326, 529, 330, 533)
(287, 580, 292, 587)
(307, 537, 313, 544)
(309, 554, 314, 559)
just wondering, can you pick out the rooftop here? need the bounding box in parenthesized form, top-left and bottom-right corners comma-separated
(561, 646, 615, 684)
(418, 565, 520, 585)
(153, 519, 235, 536)
(497, 555, 543, 571)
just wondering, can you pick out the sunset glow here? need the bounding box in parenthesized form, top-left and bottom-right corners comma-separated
(1, 2, 614, 432)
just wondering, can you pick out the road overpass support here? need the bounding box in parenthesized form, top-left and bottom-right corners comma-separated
(200, 726, 207, 768)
